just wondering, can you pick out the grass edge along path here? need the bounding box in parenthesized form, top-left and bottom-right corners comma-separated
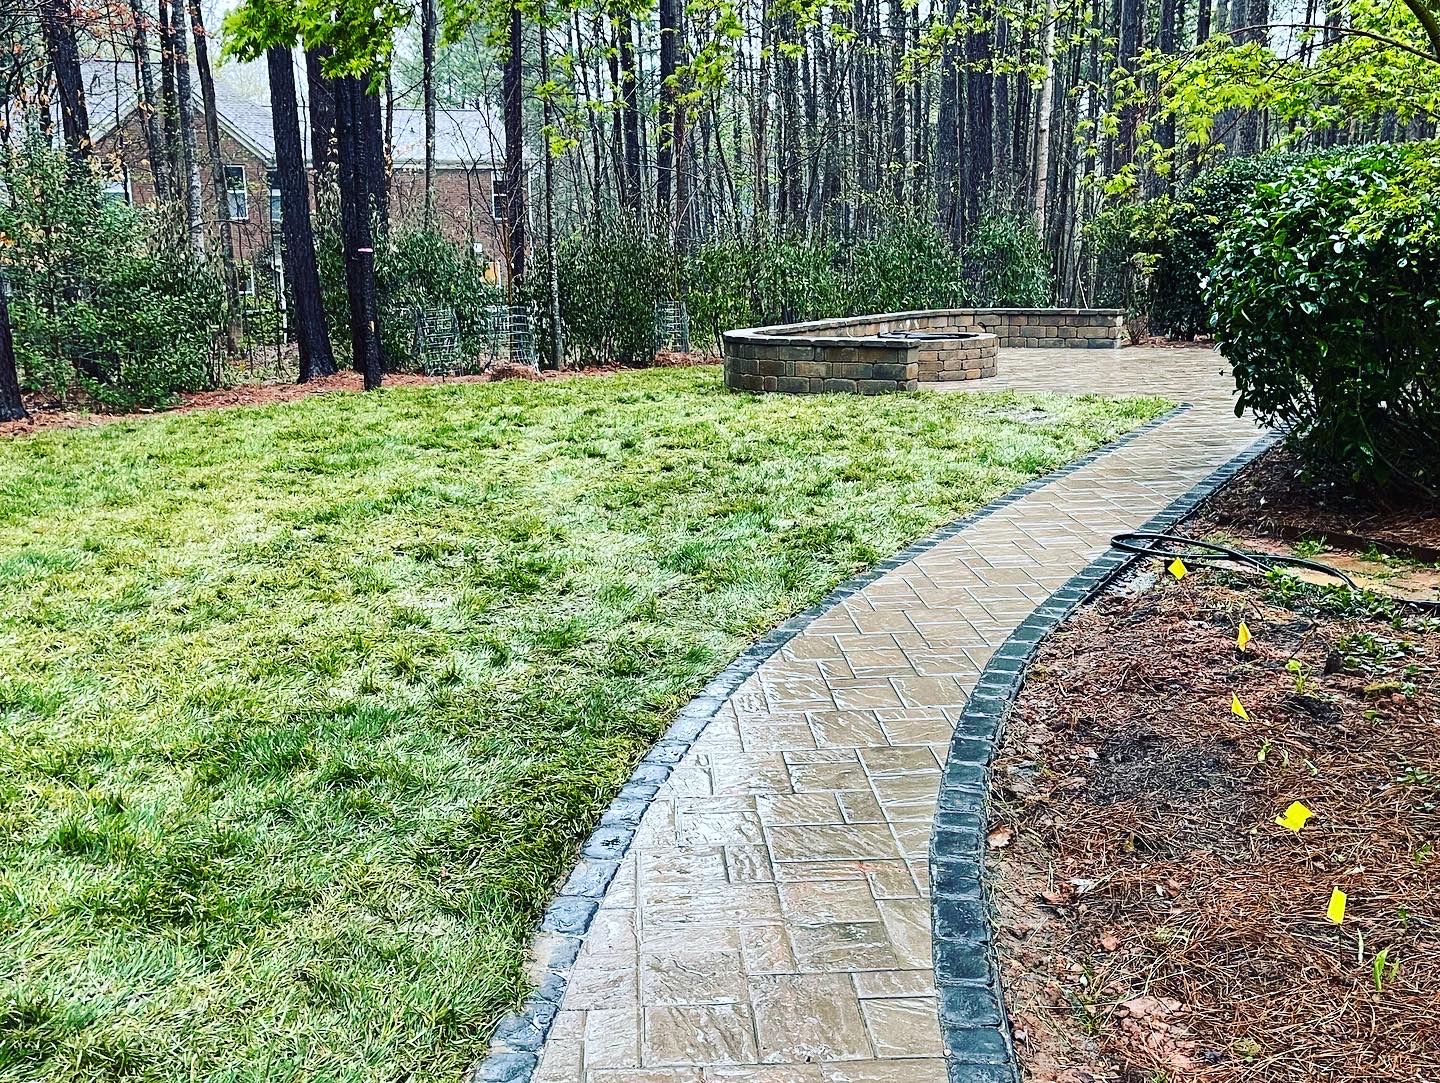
(0, 366, 1168, 1083)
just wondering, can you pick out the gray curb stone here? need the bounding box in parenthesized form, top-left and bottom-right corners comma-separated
(928, 425, 1282, 1083)
(468, 400, 1245, 1083)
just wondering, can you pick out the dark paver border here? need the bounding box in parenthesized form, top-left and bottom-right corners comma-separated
(470, 402, 1196, 1083)
(929, 426, 1283, 1083)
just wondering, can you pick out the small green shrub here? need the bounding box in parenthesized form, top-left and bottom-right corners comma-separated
(963, 211, 1052, 307)
(840, 207, 967, 313)
(529, 215, 673, 366)
(0, 138, 224, 408)
(377, 223, 501, 370)
(1207, 142, 1440, 492)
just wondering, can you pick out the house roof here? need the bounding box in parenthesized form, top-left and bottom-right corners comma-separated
(83, 55, 503, 170)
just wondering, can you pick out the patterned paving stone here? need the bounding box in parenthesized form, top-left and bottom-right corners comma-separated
(511, 347, 1261, 1081)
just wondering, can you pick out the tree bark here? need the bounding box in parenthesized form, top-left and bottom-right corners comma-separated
(0, 286, 26, 422)
(128, 0, 168, 197)
(1032, 8, 1057, 235)
(39, 0, 90, 160)
(421, 0, 438, 227)
(306, 48, 337, 175)
(187, 0, 240, 347)
(617, 12, 643, 218)
(503, 1, 528, 284)
(268, 47, 336, 383)
(936, 0, 962, 244)
(657, 0, 677, 219)
(965, 14, 994, 227)
(170, 0, 205, 253)
(336, 76, 383, 389)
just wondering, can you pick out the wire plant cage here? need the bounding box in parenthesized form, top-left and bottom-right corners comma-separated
(412, 303, 463, 376)
(653, 300, 691, 354)
(480, 304, 539, 369)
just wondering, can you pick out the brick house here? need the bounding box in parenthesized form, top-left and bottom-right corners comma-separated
(85, 56, 517, 289)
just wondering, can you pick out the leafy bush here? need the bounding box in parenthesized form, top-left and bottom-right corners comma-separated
(0, 139, 224, 408)
(840, 208, 967, 314)
(962, 211, 1052, 307)
(1088, 151, 1310, 335)
(528, 215, 674, 366)
(1207, 142, 1440, 492)
(377, 223, 502, 370)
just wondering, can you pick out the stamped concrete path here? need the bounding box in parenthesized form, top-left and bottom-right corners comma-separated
(523, 347, 1261, 1082)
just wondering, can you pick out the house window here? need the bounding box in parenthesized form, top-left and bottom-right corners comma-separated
(491, 174, 506, 220)
(224, 165, 248, 221)
(267, 168, 282, 224)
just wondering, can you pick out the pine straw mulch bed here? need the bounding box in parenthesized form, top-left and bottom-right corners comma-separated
(1205, 446, 1440, 562)
(989, 516, 1440, 1081)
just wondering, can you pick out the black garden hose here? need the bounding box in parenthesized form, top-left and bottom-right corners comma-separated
(1110, 531, 1440, 613)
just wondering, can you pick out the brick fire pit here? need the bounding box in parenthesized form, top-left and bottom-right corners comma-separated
(723, 307, 1123, 395)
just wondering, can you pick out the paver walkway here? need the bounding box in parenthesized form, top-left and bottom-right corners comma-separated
(525, 347, 1262, 1082)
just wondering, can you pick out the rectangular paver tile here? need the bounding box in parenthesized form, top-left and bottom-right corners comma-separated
(642, 1004, 759, 1066)
(751, 974, 873, 1063)
(640, 951, 746, 1006)
(767, 823, 900, 863)
(858, 997, 943, 1058)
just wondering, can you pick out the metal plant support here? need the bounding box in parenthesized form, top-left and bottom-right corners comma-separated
(654, 300, 691, 354)
(412, 304, 462, 375)
(480, 304, 539, 369)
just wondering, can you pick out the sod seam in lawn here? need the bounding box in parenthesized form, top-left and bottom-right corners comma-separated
(0, 366, 1167, 1082)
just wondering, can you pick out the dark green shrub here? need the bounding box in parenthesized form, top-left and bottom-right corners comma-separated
(537, 215, 673, 366)
(840, 208, 967, 313)
(1207, 142, 1440, 492)
(1088, 151, 1310, 335)
(377, 223, 501, 370)
(0, 139, 224, 409)
(962, 211, 1052, 307)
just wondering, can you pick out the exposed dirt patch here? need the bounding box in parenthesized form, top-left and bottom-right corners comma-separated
(0, 352, 719, 436)
(992, 461, 1440, 1081)
(1207, 446, 1440, 561)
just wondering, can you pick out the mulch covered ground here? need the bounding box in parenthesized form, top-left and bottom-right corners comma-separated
(1206, 446, 1440, 561)
(991, 449, 1440, 1082)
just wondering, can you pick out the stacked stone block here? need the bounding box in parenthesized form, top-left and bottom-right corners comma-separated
(724, 341, 920, 394)
(722, 307, 1124, 396)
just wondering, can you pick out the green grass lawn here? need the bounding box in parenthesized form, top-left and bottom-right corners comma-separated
(0, 366, 1166, 1082)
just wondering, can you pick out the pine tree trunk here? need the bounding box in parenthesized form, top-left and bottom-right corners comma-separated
(306, 48, 336, 174)
(503, 2, 528, 284)
(965, 17, 994, 227)
(336, 76, 383, 389)
(268, 47, 336, 383)
(0, 287, 26, 422)
(157, 0, 180, 186)
(187, 0, 240, 348)
(657, 0, 677, 220)
(1115, 0, 1144, 172)
(128, 0, 168, 198)
(618, 13, 643, 219)
(170, 0, 205, 253)
(421, 0, 437, 227)
(39, 0, 90, 160)
(936, 0, 962, 244)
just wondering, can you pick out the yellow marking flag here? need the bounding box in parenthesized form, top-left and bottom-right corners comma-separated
(1238, 622, 1252, 651)
(1168, 558, 1189, 580)
(1327, 888, 1347, 925)
(1275, 801, 1314, 832)
(1232, 693, 1251, 721)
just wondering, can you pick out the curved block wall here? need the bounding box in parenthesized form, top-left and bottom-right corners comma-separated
(722, 308, 1124, 395)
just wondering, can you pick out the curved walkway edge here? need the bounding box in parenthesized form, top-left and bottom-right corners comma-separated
(472, 346, 1267, 1083)
(930, 428, 1282, 1083)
